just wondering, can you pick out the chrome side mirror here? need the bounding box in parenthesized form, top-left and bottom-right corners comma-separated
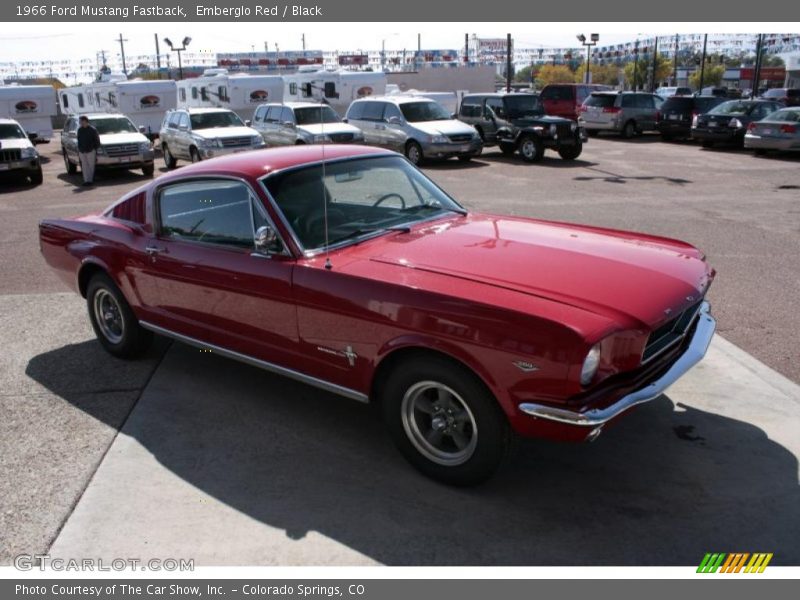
(254, 225, 280, 254)
(386, 116, 403, 125)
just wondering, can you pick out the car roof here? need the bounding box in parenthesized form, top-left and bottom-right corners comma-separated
(352, 95, 437, 105)
(0, 117, 22, 125)
(263, 102, 330, 109)
(173, 107, 234, 114)
(71, 113, 130, 120)
(154, 145, 395, 181)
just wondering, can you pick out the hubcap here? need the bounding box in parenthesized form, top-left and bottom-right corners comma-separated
(401, 381, 478, 466)
(93, 289, 124, 344)
(521, 140, 535, 158)
(408, 146, 420, 164)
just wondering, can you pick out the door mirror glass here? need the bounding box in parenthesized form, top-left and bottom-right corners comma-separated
(245, 119, 252, 127)
(254, 225, 280, 254)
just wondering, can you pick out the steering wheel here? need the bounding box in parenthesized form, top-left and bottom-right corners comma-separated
(372, 193, 406, 209)
(301, 207, 347, 241)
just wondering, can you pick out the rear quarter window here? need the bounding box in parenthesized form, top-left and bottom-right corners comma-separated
(108, 192, 147, 224)
(585, 94, 616, 108)
(541, 86, 573, 101)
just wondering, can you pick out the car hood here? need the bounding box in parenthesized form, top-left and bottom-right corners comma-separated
(361, 213, 713, 328)
(408, 120, 476, 137)
(0, 138, 34, 150)
(511, 115, 572, 127)
(99, 132, 149, 145)
(299, 123, 363, 136)
(193, 126, 259, 139)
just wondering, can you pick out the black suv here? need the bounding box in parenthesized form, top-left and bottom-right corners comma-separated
(458, 93, 586, 162)
(656, 95, 727, 140)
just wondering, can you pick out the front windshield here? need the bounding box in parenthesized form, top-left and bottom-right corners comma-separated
(0, 124, 27, 139)
(295, 106, 342, 125)
(190, 111, 244, 130)
(91, 118, 138, 134)
(263, 155, 465, 251)
(503, 95, 543, 118)
(709, 101, 751, 116)
(399, 101, 451, 122)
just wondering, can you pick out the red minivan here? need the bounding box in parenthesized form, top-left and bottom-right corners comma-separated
(541, 84, 612, 120)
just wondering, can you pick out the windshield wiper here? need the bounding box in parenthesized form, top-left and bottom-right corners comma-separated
(403, 204, 467, 216)
(328, 225, 411, 246)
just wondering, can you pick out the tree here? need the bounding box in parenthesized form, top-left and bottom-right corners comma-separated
(535, 64, 576, 86)
(689, 64, 725, 90)
(574, 62, 622, 86)
(514, 65, 534, 83)
(623, 55, 672, 90)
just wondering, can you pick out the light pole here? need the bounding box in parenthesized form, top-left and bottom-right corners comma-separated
(163, 36, 192, 80)
(577, 33, 599, 84)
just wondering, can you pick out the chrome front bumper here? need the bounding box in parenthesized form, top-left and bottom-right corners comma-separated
(519, 301, 716, 427)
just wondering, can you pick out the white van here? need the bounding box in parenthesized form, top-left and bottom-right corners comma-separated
(0, 84, 57, 144)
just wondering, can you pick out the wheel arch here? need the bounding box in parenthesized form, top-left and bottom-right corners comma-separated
(77, 258, 112, 298)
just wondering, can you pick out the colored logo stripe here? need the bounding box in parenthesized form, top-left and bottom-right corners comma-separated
(697, 553, 773, 573)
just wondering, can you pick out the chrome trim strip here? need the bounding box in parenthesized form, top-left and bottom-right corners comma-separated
(518, 301, 715, 427)
(640, 300, 704, 365)
(139, 320, 370, 404)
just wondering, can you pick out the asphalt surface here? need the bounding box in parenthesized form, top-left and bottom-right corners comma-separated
(1, 133, 799, 565)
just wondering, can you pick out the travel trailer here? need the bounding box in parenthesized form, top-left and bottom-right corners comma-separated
(58, 72, 177, 138)
(0, 83, 57, 143)
(283, 68, 387, 116)
(385, 86, 469, 115)
(176, 69, 284, 122)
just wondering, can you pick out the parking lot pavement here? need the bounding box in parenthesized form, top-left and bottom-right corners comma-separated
(0, 293, 167, 565)
(45, 333, 800, 566)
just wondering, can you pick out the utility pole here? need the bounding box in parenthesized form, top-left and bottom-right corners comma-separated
(632, 40, 639, 91)
(752, 33, 764, 97)
(465, 33, 469, 63)
(651, 36, 659, 92)
(116, 33, 128, 75)
(154, 34, 161, 79)
(506, 33, 512, 92)
(673, 34, 679, 85)
(302, 33, 306, 51)
(698, 33, 708, 92)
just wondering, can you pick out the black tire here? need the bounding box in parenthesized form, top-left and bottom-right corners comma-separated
(142, 163, 155, 177)
(754, 149, 767, 156)
(518, 134, 544, 163)
(405, 140, 423, 166)
(381, 355, 511, 486)
(586, 129, 599, 137)
(189, 147, 201, 163)
(86, 273, 153, 359)
(660, 133, 674, 141)
(457, 155, 472, 162)
(30, 166, 43, 185)
(701, 140, 715, 149)
(499, 141, 516, 155)
(162, 144, 177, 169)
(558, 140, 583, 160)
(63, 149, 77, 174)
(622, 120, 637, 139)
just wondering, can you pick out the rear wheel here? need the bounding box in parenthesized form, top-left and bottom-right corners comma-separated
(622, 120, 637, 139)
(405, 141, 423, 166)
(190, 147, 201, 163)
(518, 135, 544, 163)
(142, 163, 155, 177)
(558, 140, 583, 160)
(162, 144, 177, 169)
(63, 149, 77, 174)
(381, 356, 511, 486)
(86, 273, 153, 358)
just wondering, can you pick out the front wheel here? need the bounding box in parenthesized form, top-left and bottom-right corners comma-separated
(86, 273, 153, 358)
(518, 135, 544, 163)
(63, 149, 77, 174)
(190, 147, 201, 163)
(405, 141, 423, 166)
(381, 356, 511, 486)
(162, 144, 177, 169)
(30, 166, 44, 185)
(142, 163, 155, 177)
(622, 120, 637, 139)
(558, 140, 583, 160)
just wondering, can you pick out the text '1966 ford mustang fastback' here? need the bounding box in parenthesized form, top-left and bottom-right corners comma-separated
(39, 145, 716, 485)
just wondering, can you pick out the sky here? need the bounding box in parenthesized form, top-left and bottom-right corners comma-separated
(1, 22, 796, 63)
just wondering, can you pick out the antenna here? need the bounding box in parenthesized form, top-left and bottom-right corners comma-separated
(321, 96, 331, 270)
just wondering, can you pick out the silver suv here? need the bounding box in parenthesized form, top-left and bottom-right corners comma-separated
(159, 107, 265, 168)
(344, 96, 482, 165)
(578, 92, 664, 138)
(62, 113, 154, 177)
(0, 118, 42, 184)
(251, 102, 365, 146)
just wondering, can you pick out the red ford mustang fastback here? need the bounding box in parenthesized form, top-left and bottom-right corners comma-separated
(39, 145, 716, 485)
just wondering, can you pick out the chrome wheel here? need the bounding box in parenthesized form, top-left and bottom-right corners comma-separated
(401, 381, 478, 466)
(520, 138, 537, 159)
(406, 143, 422, 165)
(92, 289, 125, 344)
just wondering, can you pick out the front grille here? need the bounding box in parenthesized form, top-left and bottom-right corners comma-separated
(1, 149, 22, 162)
(220, 136, 252, 147)
(447, 134, 473, 143)
(329, 132, 354, 143)
(555, 123, 574, 137)
(642, 300, 703, 363)
(105, 144, 140, 157)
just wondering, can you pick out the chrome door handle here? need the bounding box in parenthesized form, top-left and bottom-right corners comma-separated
(145, 245, 162, 256)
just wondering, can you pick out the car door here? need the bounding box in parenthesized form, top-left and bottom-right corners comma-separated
(359, 101, 387, 146)
(278, 106, 298, 145)
(143, 177, 299, 365)
(637, 94, 657, 130)
(175, 112, 192, 159)
(62, 117, 78, 163)
(380, 102, 407, 151)
(259, 106, 280, 145)
(484, 97, 508, 142)
(251, 105, 268, 142)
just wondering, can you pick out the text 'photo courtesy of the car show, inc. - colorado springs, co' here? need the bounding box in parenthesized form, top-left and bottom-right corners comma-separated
(0, 0, 799, 598)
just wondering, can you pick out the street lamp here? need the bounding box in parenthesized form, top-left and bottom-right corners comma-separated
(163, 36, 191, 80)
(577, 33, 599, 84)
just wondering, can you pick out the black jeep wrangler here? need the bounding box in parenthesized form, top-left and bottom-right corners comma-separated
(458, 92, 586, 162)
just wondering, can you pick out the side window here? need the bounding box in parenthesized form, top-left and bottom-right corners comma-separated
(61, 93, 69, 109)
(383, 103, 402, 121)
(576, 87, 589, 103)
(179, 88, 186, 102)
(486, 97, 505, 118)
(347, 101, 365, 120)
(253, 107, 265, 122)
(460, 99, 480, 117)
(280, 107, 295, 124)
(289, 82, 298, 96)
(621, 95, 635, 108)
(360, 102, 385, 122)
(77, 93, 85, 109)
(638, 95, 655, 109)
(200, 87, 209, 101)
(218, 86, 228, 102)
(178, 113, 190, 129)
(191, 87, 198, 100)
(264, 106, 280, 123)
(158, 180, 258, 249)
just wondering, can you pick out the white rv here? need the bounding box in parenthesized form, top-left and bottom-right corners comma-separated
(176, 69, 284, 122)
(0, 84, 57, 143)
(58, 72, 177, 138)
(385, 86, 469, 115)
(283, 69, 387, 116)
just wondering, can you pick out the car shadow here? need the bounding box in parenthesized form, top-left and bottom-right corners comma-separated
(56, 170, 155, 192)
(26, 340, 800, 565)
(422, 158, 490, 171)
(574, 166, 692, 186)
(589, 133, 664, 144)
(476, 151, 599, 169)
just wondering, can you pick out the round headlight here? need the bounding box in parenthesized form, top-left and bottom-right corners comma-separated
(580, 343, 601, 386)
